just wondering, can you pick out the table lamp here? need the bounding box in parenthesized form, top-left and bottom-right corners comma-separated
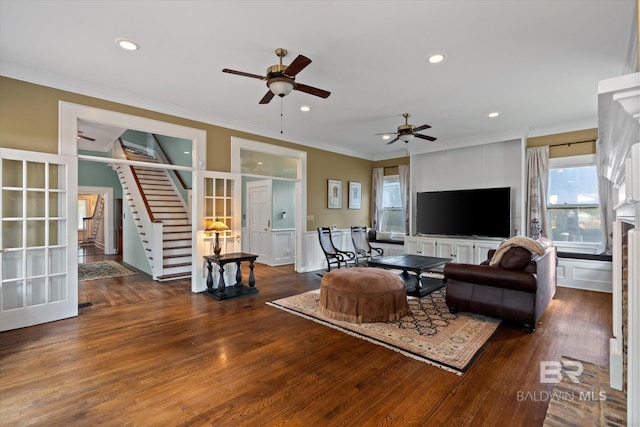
(206, 218, 229, 256)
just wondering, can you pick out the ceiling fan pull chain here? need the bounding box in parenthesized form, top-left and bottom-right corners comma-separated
(280, 97, 284, 134)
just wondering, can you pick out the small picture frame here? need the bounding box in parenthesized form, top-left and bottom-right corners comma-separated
(328, 179, 342, 209)
(348, 181, 361, 209)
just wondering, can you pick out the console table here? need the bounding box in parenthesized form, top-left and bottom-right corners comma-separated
(368, 254, 451, 297)
(203, 252, 258, 300)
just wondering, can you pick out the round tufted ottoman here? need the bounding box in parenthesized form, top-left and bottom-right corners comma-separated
(319, 267, 409, 323)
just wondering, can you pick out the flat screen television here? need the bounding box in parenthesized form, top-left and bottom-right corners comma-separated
(416, 187, 511, 238)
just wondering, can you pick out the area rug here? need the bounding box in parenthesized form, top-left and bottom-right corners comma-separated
(543, 356, 626, 426)
(267, 288, 501, 375)
(78, 261, 137, 281)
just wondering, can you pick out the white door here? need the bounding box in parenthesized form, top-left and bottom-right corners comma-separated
(0, 148, 77, 332)
(247, 180, 272, 261)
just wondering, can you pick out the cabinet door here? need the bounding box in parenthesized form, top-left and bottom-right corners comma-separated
(474, 240, 500, 263)
(453, 240, 475, 264)
(405, 238, 420, 255)
(420, 239, 437, 256)
(436, 241, 454, 259)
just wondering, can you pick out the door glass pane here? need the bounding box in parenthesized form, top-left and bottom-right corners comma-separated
(49, 247, 66, 274)
(27, 191, 46, 217)
(2, 250, 23, 280)
(26, 278, 46, 306)
(48, 164, 66, 190)
(26, 220, 45, 247)
(205, 178, 213, 197)
(49, 220, 66, 246)
(49, 275, 66, 302)
(215, 199, 224, 217)
(27, 162, 45, 189)
(2, 159, 22, 188)
(2, 280, 23, 310)
(26, 248, 46, 276)
(205, 200, 213, 217)
(2, 190, 23, 218)
(49, 191, 66, 217)
(2, 221, 23, 248)
(215, 178, 225, 195)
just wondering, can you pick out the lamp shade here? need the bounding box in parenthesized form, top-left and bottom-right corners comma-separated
(268, 78, 294, 97)
(400, 133, 415, 143)
(206, 219, 229, 232)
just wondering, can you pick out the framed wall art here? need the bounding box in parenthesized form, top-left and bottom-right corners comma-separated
(348, 181, 361, 209)
(328, 179, 342, 209)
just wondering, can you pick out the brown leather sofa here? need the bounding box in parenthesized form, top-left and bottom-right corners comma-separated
(443, 243, 557, 332)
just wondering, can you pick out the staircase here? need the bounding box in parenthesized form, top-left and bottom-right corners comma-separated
(114, 143, 192, 281)
(81, 194, 104, 246)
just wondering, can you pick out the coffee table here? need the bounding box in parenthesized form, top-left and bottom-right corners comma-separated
(368, 254, 451, 297)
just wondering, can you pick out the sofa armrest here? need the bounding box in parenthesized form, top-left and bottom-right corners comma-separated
(444, 263, 537, 293)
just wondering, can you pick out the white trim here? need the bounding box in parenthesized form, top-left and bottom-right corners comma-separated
(231, 137, 307, 273)
(59, 101, 207, 291)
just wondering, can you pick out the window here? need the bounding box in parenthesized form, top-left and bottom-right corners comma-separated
(547, 155, 601, 244)
(380, 175, 404, 233)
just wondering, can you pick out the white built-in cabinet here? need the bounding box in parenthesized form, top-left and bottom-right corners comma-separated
(405, 236, 501, 264)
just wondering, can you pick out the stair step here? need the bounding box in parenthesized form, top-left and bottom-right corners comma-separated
(156, 272, 191, 281)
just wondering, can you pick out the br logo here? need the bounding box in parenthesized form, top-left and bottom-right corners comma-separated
(540, 360, 583, 384)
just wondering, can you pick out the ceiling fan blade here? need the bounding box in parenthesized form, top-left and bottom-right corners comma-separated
(295, 83, 331, 99)
(259, 90, 275, 104)
(386, 136, 400, 145)
(415, 134, 437, 141)
(413, 124, 432, 132)
(77, 134, 96, 141)
(374, 132, 398, 136)
(284, 55, 312, 77)
(222, 68, 265, 80)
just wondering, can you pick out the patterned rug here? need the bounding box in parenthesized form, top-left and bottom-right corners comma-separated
(78, 261, 137, 281)
(267, 288, 501, 374)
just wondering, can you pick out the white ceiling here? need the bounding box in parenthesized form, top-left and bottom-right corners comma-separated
(0, 1, 635, 160)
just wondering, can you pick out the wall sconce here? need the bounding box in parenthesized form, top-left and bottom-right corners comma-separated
(282, 211, 287, 219)
(205, 218, 230, 256)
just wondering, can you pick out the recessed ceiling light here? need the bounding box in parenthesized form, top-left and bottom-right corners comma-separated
(382, 135, 391, 140)
(428, 53, 446, 64)
(184, 151, 190, 154)
(487, 112, 500, 118)
(115, 38, 139, 51)
(300, 105, 311, 112)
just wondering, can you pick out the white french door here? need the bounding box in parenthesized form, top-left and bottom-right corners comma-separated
(0, 149, 78, 331)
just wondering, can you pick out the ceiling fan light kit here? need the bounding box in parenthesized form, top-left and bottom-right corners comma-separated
(222, 47, 330, 104)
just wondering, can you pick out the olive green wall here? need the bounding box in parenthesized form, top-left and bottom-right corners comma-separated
(0, 76, 373, 231)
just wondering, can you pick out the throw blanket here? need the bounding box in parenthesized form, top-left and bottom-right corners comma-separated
(489, 236, 547, 266)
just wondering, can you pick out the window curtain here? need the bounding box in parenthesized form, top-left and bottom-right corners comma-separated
(398, 164, 410, 235)
(371, 167, 384, 231)
(596, 168, 614, 254)
(526, 146, 550, 239)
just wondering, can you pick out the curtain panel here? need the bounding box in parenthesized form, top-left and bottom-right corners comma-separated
(526, 146, 550, 239)
(371, 167, 384, 231)
(398, 164, 410, 235)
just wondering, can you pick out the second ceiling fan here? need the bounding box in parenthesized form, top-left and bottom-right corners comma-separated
(222, 48, 331, 104)
(377, 113, 437, 145)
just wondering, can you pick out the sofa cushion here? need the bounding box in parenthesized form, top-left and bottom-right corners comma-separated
(489, 236, 546, 267)
(499, 247, 532, 270)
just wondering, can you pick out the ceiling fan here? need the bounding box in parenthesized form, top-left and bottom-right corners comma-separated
(377, 113, 437, 145)
(222, 48, 331, 104)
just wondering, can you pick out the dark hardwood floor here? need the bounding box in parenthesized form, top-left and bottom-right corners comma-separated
(0, 247, 613, 426)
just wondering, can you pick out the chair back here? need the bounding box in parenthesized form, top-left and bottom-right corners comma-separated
(350, 226, 371, 253)
(318, 227, 338, 255)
